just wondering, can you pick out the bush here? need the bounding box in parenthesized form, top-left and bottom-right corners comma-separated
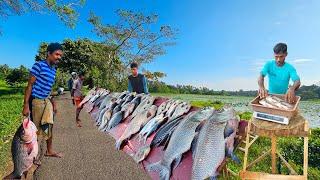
(5, 66, 29, 86)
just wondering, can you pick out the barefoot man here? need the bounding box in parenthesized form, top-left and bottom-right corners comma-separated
(22, 43, 63, 164)
(258, 43, 301, 103)
(71, 72, 85, 127)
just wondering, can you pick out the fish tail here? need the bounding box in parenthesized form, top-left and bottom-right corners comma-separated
(115, 139, 123, 150)
(147, 162, 170, 180)
(133, 145, 151, 163)
(230, 152, 241, 164)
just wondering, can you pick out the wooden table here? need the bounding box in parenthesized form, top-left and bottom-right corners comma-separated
(240, 113, 310, 180)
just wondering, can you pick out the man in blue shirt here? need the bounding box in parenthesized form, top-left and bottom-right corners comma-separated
(258, 43, 301, 103)
(22, 43, 64, 163)
(128, 62, 149, 94)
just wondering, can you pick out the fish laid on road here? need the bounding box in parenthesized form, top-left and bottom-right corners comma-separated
(115, 105, 158, 150)
(168, 102, 191, 121)
(4, 118, 38, 179)
(133, 115, 184, 163)
(147, 108, 215, 180)
(138, 113, 167, 143)
(192, 107, 236, 180)
(131, 95, 155, 118)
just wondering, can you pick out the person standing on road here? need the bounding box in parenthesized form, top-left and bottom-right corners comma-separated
(68, 72, 77, 105)
(22, 43, 64, 164)
(128, 62, 149, 94)
(71, 72, 85, 127)
(258, 42, 301, 103)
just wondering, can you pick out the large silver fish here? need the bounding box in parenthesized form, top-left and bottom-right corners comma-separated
(147, 108, 215, 180)
(165, 100, 180, 117)
(156, 100, 169, 116)
(133, 116, 184, 163)
(4, 118, 38, 179)
(131, 95, 155, 118)
(192, 107, 236, 180)
(115, 105, 158, 150)
(168, 102, 191, 121)
(138, 113, 167, 143)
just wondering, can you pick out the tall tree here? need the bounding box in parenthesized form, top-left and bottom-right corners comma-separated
(0, 0, 85, 33)
(88, 9, 178, 67)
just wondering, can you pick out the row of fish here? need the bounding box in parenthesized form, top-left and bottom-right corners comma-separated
(81, 88, 240, 180)
(259, 95, 294, 110)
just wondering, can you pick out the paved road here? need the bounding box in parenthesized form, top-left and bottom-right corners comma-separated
(34, 94, 150, 180)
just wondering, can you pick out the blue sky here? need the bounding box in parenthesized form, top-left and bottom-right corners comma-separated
(0, 0, 319, 90)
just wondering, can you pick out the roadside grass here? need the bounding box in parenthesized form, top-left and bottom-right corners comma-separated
(0, 94, 24, 177)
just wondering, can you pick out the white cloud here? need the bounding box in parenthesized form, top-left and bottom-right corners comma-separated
(292, 58, 314, 63)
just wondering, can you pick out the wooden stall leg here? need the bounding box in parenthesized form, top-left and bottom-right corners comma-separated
(271, 136, 277, 174)
(303, 136, 308, 178)
(242, 121, 252, 172)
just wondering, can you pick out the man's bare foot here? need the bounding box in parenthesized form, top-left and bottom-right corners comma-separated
(77, 122, 82, 127)
(44, 151, 63, 158)
(34, 159, 41, 166)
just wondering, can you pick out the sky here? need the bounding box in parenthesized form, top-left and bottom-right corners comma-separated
(0, 0, 320, 90)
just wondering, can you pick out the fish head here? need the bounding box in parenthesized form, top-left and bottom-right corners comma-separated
(192, 108, 215, 121)
(21, 118, 37, 143)
(214, 106, 237, 123)
(147, 105, 158, 117)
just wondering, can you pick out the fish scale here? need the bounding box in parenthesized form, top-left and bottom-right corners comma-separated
(115, 105, 158, 150)
(192, 107, 236, 180)
(147, 108, 214, 180)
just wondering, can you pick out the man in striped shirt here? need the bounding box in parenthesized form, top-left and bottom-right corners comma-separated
(22, 43, 63, 163)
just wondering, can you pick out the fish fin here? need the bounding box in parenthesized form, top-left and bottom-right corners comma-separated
(224, 126, 234, 138)
(147, 162, 170, 180)
(191, 132, 199, 160)
(115, 139, 123, 150)
(230, 151, 241, 164)
(133, 145, 151, 163)
(162, 133, 172, 150)
(195, 121, 204, 132)
(172, 154, 182, 170)
(209, 176, 217, 180)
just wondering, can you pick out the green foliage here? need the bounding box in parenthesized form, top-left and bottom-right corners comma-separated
(278, 128, 320, 168)
(5, 65, 29, 86)
(238, 111, 252, 120)
(0, 64, 11, 79)
(0, 0, 85, 34)
(190, 100, 224, 110)
(88, 9, 178, 67)
(35, 38, 126, 91)
(0, 94, 24, 176)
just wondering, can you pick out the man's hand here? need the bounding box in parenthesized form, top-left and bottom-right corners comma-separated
(258, 88, 268, 99)
(285, 88, 296, 103)
(22, 104, 30, 117)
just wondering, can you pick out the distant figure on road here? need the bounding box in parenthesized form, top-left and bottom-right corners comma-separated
(258, 42, 301, 103)
(71, 72, 85, 127)
(68, 72, 77, 105)
(128, 62, 149, 94)
(22, 43, 64, 165)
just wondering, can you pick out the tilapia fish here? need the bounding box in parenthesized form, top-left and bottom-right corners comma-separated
(192, 107, 236, 180)
(103, 94, 140, 131)
(115, 105, 158, 150)
(4, 118, 38, 179)
(96, 101, 118, 125)
(131, 95, 155, 118)
(147, 108, 215, 180)
(138, 113, 167, 143)
(169, 102, 191, 121)
(259, 95, 294, 110)
(165, 100, 180, 117)
(133, 116, 184, 163)
(79, 88, 97, 106)
(156, 100, 169, 116)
